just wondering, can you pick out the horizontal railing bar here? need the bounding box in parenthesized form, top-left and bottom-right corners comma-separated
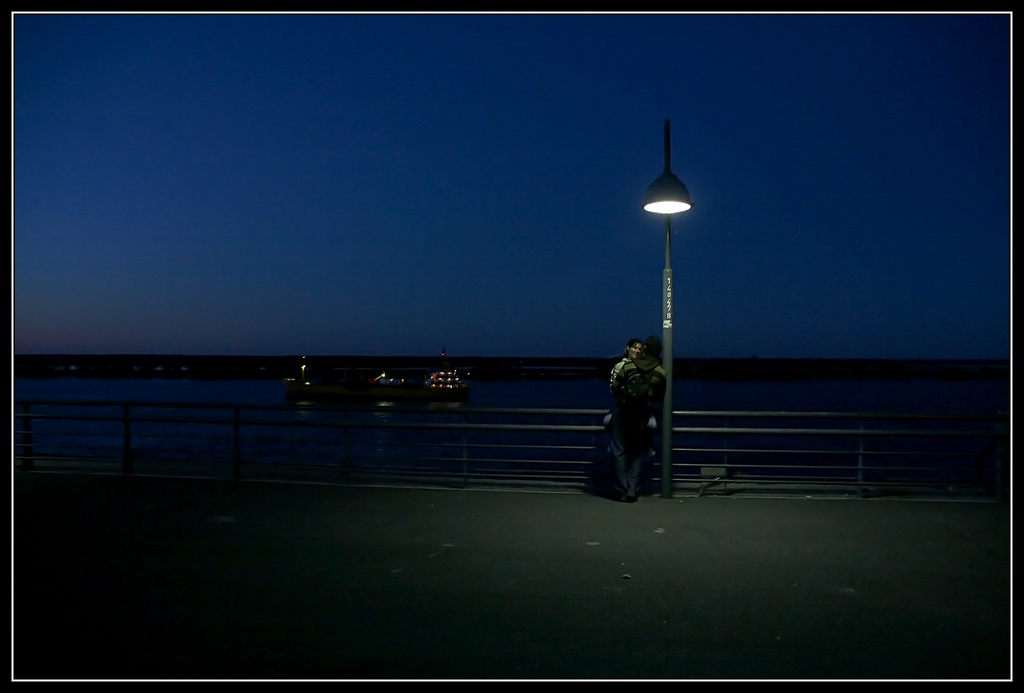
(14, 399, 1007, 421)
(13, 413, 1002, 438)
(673, 426, 999, 438)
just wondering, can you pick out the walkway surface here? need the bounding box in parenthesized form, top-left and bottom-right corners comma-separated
(13, 471, 1012, 681)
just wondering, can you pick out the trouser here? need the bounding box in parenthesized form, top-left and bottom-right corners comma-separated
(609, 409, 653, 496)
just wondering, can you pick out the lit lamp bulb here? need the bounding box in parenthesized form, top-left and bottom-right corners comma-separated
(643, 170, 692, 214)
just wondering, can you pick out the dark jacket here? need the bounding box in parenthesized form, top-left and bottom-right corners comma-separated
(632, 353, 667, 404)
(611, 353, 667, 407)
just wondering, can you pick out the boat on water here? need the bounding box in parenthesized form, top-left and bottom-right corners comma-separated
(282, 364, 469, 403)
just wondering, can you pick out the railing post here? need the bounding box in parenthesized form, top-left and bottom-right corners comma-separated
(857, 421, 866, 498)
(723, 420, 729, 478)
(460, 412, 469, 488)
(341, 410, 350, 483)
(122, 404, 134, 475)
(20, 403, 34, 471)
(233, 407, 242, 479)
(993, 415, 1007, 500)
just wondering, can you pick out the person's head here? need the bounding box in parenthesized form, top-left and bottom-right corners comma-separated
(625, 338, 643, 360)
(644, 335, 662, 359)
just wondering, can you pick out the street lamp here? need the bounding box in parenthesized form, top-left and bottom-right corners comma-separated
(643, 119, 692, 499)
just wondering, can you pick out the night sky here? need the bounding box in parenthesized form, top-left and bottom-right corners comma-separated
(13, 12, 1011, 359)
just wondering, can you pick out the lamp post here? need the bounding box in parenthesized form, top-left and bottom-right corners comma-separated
(643, 119, 692, 499)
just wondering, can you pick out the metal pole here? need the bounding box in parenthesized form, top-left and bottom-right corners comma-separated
(662, 214, 673, 498)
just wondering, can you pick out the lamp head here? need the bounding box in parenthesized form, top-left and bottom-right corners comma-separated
(643, 170, 692, 214)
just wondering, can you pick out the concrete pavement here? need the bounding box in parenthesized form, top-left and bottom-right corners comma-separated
(13, 471, 1011, 680)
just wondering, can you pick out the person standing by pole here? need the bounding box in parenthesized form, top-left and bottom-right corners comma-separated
(608, 336, 666, 502)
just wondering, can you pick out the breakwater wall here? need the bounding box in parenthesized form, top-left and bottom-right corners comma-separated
(13, 354, 1010, 382)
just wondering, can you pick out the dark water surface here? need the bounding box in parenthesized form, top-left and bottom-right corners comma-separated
(13, 375, 1011, 415)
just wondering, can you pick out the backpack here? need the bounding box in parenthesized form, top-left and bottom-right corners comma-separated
(620, 361, 662, 407)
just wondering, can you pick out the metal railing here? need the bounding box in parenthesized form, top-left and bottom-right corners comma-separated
(13, 398, 1009, 500)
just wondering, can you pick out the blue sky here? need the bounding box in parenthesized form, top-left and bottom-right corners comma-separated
(13, 12, 1011, 359)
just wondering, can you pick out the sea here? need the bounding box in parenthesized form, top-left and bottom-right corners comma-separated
(11, 374, 1012, 415)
